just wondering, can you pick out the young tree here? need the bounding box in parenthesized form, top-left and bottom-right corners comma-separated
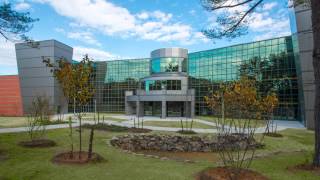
(43, 55, 95, 158)
(201, 0, 320, 167)
(0, 3, 38, 41)
(205, 77, 278, 176)
(27, 95, 52, 140)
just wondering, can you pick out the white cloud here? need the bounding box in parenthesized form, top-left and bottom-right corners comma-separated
(249, 9, 291, 40)
(14, 2, 31, 11)
(32, 0, 207, 45)
(0, 38, 16, 66)
(73, 46, 121, 61)
(254, 31, 290, 41)
(137, 12, 149, 20)
(263, 2, 277, 11)
(206, 0, 290, 41)
(55, 28, 101, 47)
(189, 9, 196, 16)
(67, 32, 102, 47)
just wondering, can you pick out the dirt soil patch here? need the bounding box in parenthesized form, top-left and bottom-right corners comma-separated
(264, 133, 283, 138)
(288, 163, 320, 176)
(18, 139, 56, 148)
(196, 167, 269, 180)
(83, 123, 152, 133)
(177, 130, 197, 135)
(52, 151, 104, 165)
(128, 127, 152, 133)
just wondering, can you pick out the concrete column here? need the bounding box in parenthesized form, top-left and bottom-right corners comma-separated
(125, 91, 134, 115)
(161, 100, 166, 118)
(136, 101, 144, 117)
(294, 5, 315, 129)
(184, 101, 190, 117)
(191, 101, 195, 118)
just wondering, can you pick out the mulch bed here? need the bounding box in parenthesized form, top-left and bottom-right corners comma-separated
(288, 163, 320, 176)
(83, 123, 152, 133)
(52, 151, 104, 165)
(128, 127, 152, 133)
(264, 133, 283, 138)
(18, 139, 56, 148)
(177, 130, 197, 135)
(196, 167, 269, 180)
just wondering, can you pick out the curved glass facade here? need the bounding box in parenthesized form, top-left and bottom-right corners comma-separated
(142, 80, 181, 91)
(74, 35, 301, 121)
(189, 36, 298, 120)
(151, 57, 187, 73)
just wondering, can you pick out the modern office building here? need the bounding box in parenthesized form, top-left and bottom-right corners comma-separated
(14, 5, 316, 128)
(93, 36, 298, 121)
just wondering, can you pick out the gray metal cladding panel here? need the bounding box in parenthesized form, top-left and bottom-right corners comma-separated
(16, 46, 54, 59)
(22, 96, 55, 109)
(17, 57, 53, 68)
(53, 40, 73, 52)
(297, 33, 313, 52)
(295, 8, 312, 33)
(18, 67, 53, 78)
(54, 47, 73, 60)
(20, 77, 55, 88)
(299, 52, 314, 72)
(151, 48, 188, 58)
(20, 87, 55, 97)
(15, 40, 55, 50)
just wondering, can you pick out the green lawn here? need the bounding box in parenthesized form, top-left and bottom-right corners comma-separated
(143, 120, 215, 129)
(0, 128, 318, 180)
(0, 116, 69, 128)
(197, 116, 267, 128)
(81, 113, 126, 122)
(0, 116, 27, 128)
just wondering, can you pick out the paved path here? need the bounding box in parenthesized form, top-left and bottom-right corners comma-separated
(0, 115, 305, 134)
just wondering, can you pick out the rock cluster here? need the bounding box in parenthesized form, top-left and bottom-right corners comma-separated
(110, 134, 262, 152)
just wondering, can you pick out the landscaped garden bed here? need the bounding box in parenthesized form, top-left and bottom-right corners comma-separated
(0, 128, 318, 179)
(110, 134, 263, 152)
(52, 151, 104, 164)
(196, 167, 269, 180)
(83, 123, 152, 133)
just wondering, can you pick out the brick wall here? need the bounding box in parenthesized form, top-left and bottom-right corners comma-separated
(0, 75, 23, 116)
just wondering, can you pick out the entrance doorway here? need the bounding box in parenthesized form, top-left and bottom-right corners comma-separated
(144, 102, 161, 117)
(167, 102, 184, 117)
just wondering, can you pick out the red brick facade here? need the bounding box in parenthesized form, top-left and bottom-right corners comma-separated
(0, 75, 23, 116)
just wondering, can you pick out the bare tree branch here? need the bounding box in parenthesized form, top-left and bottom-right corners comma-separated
(203, 0, 254, 11)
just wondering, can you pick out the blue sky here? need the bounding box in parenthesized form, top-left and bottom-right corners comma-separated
(0, 0, 293, 75)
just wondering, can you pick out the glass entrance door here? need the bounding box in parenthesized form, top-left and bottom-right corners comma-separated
(167, 102, 184, 117)
(144, 102, 161, 117)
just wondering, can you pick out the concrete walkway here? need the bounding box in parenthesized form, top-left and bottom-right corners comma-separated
(0, 114, 305, 134)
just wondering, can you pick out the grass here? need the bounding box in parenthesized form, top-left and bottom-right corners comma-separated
(197, 115, 267, 128)
(0, 116, 27, 128)
(82, 123, 129, 132)
(81, 113, 126, 122)
(0, 128, 318, 179)
(0, 116, 69, 128)
(143, 120, 215, 129)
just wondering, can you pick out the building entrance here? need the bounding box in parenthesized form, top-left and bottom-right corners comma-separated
(144, 102, 161, 117)
(167, 102, 184, 117)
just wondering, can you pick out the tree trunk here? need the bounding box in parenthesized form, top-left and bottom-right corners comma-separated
(88, 127, 94, 159)
(311, 0, 320, 167)
(79, 115, 82, 159)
